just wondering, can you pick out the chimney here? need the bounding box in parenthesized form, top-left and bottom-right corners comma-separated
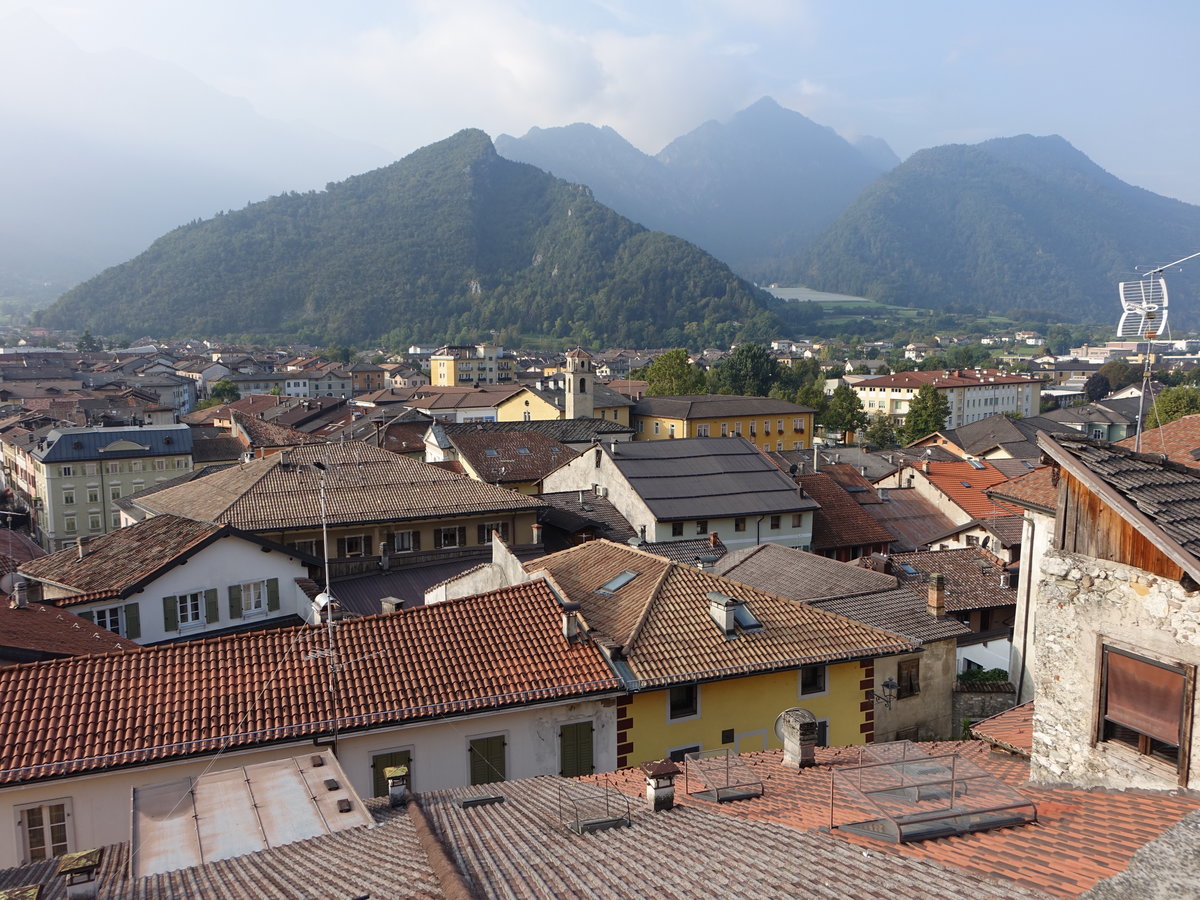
(531, 522, 543, 545)
(9, 581, 28, 609)
(928, 572, 946, 616)
(76, 538, 87, 561)
(878, 487, 890, 501)
(639, 759, 682, 811)
(708, 591, 736, 637)
(385, 764, 411, 808)
(709, 531, 719, 548)
(778, 708, 819, 769)
(922, 460, 930, 474)
(58, 847, 103, 899)
(561, 601, 581, 642)
(639, 524, 647, 543)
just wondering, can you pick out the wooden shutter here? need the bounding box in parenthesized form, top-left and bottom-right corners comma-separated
(266, 578, 280, 612)
(204, 589, 219, 623)
(559, 722, 594, 777)
(477, 524, 487, 545)
(336, 537, 347, 557)
(457, 526, 467, 547)
(433, 529, 443, 549)
(412, 530, 421, 551)
(76, 610, 93, 623)
(162, 596, 178, 632)
(123, 603, 140, 640)
(228, 584, 243, 619)
(1104, 648, 1186, 744)
(469, 735, 506, 785)
(370, 749, 412, 797)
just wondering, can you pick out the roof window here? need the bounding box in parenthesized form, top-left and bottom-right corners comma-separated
(517, 447, 531, 455)
(596, 570, 639, 595)
(484, 449, 500, 457)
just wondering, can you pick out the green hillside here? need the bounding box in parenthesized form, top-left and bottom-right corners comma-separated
(41, 130, 778, 347)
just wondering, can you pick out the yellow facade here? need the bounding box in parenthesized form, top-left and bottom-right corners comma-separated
(632, 411, 814, 450)
(594, 405, 631, 426)
(617, 660, 867, 767)
(494, 389, 564, 423)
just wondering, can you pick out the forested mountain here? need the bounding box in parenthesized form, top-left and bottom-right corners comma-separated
(40, 130, 779, 348)
(796, 135, 1200, 323)
(496, 98, 894, 281)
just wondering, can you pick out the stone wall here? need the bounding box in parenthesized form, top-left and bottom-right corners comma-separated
(953, 682, 1016, 730)
(1030, 549, 1200, 791)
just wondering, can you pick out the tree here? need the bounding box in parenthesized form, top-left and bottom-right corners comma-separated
(902, 384, 950, 443)
(209, 378, 241, 404)
(795, 382, 828, 421)
(1083, 373, 1111, 402)
(718, 343, 779, 397)
(641, 349, 706, 396)
(865, 412, 898, 449)
(76, 330, 100, 352)
(1148, 386, 1200, 427)
(1097, 360, 1139, 392)
(822, 383, 868, 437)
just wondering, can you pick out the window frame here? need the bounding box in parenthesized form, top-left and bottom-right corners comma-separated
(178, 591, 205, 628)
(896, 658, 920, 699)
(799, 665, 829, 698)
(15, 798, 73, 864)
(241, 580, 267, 615)
(667, 683, 700, 722)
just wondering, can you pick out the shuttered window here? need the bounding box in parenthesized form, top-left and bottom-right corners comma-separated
(371, 749, 412, 797)
(559, 722, 594, 777)
(1103, 647, 1188, 746)
(435, 526, 467, 549)
(468, 735, 506, 785)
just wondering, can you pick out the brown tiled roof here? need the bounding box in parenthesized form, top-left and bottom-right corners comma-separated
(796, 472, 896, 550)
(714, 542, 898, 600)
(859, 487, 959, 552)
(986, 466, 1057, 514)
(128, 442, 544, 532)
(537, 491, 638, 544)
(191, 433, 247, 462)
(0, 530, 45, 565)
(0, 601, 141, 660)
(19, 515, 227, 597)
(0, 580, 619, 786)
(580, 742, 1200, 898)
(637, 536, 726, 564)
(810, 587, 971, 644)
(631, 394, 815, 418)
(1116, 413, 1200, 466)
(821, 463, 882, 503)
(858, 369, 1040, 389)
(526, 541, 918, 687)
(889, 548, 1017, 612)
(450, 430, 578, 484)
(231, 409, 325, 447)
(970, 700, 1033, 757)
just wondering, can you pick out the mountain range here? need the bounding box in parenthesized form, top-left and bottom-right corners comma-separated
(40, 131, 778, 348)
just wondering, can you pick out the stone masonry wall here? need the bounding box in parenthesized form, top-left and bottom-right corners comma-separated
(953, 684, 1017, 729)
(1030, 549, 1200, 791)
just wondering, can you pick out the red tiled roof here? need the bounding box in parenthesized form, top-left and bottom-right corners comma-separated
(971, 700, 1033, 757)
(0, 601, 141, 660)
(821, 463, 882, 503)
(857, 369, 1041, 389)
(450, 430, 578, 484)
(796, 473, 896, 550)
(987, 466, 1058, 514)
(582, 741, 1200, 898)
(890, 547, 1016, 612)
(909, 460, 1022, 519)
(0, 581, 619, 786)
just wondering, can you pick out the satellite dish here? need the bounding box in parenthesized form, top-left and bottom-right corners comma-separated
(313, 592, 332, 609)
(1117, 250, 1200, 339)
(0, 573, 19, 595)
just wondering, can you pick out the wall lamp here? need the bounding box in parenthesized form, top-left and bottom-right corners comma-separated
(870, 676, 900, 710)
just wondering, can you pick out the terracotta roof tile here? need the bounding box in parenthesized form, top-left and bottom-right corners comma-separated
(0, 601, 141, 660)
(858, 487, 959, 552)
(714, 542, 898, 600)
(889, 547, 1017, 612)
(0, 581, 618, 786)
(796, 472, 897, 549)
(971, 700, 1033, 757)
(988, 467, 1058, 514)
(858, 369, 1041, 390)
(129, 442, 544, 532)
(907, 459, 1023, 520)
(230, 409, 325, 447)
(1116, 413, 1200, 466)
(527, 540, 918, 687)
(449, 430, 578, 484)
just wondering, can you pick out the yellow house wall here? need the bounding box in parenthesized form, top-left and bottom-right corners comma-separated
(619, 660, 867, 766)
(595, 405, 630, 426)
(632, 412, 813, 448)
(495, 390, 563, 422)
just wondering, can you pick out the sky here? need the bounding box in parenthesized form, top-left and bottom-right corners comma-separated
(7, 0, 1200, 204)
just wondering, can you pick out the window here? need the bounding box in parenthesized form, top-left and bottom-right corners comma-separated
(668, 684, 699, 720)
(777, 419, 784, 433)
(241, 580, 266, 614)
(770, 515, 781, 530)
(720, 423, 728, 436)
(468, 734, 506, 785)
(92, 604, 139, 638)
(897, 659, 920, 699)
(176, 591, 204, 627)
(155, 459, 166, 471)
(671, 522, 684, 537)
(763, 420, 771, 435)
(749, 421, 756, 436)
(106, 462, 119, 475)
(110, 486, 121, 500)
(668, 423, 675, 438)
(62, 489, 75, 505)
(86, 488, 99, 503)
(597, 570, 640, 595)
(1099, 645, 1191, 777)
(392, 531, 419, 553)
(60, 465, 73, 477)
(435, 526, 467, 549)
(800, 665, 827, 697)
(653, 421, 660, 435)
(131, 461, 143, 472)
(668, 744, 700, 763)
(734, 517, 746, 532)
(111, 512, 121, 528)
(777, 440, 784, 451)
(733, 422, 742, 436)
(17, 800, 72, 863)
(88, 514, 101, 532)
(793, 418, 804, 431)
(696, 424, 709, 437)
(559, 721, 594, 777)
(371, 749, 412, 797)
(63, 516, 76, 533)
(696, 519, 708, 535)
(335, 534, 369, 557)
(478, 522, 510, 544)
(176, 459, 187, 469)
(84, 463, 97, 476)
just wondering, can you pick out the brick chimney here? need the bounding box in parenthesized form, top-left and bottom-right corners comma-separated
(639, 759, 682, 811)
(928, 572, 946, 616)
(708, 531, 720, 548)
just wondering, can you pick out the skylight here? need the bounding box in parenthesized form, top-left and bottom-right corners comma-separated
(967, 459, 986, 470)
(517, 447, 531, 455)
(596, 570, 639, 595)
(899, 563, 920, 577)
(960, 481, 972, 488)
(484, 449, 500, 457)
(732, 602, 764, 632)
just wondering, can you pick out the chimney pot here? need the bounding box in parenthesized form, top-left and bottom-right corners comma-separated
(562, 601, 581, 642)
(922, 460, 930, 474)
(639, 759, 682, 811)
(928, 572, 946, 616)
(384, 765, 410, 808)
(531, 522, 543, 545)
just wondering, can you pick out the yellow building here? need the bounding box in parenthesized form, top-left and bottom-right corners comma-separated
(630, 394, 815, 451)
(430, 342, 513, 387)
(526, 540, 916, 768)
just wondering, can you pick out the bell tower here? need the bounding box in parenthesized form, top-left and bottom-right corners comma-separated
(564, 349, 594, 420)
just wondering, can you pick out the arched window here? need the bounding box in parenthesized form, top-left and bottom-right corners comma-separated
(579, 377, 587, 393)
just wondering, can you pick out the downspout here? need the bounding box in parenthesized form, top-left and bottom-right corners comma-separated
(1014, 514, 1036, 703)
(755, 514, 765, 546)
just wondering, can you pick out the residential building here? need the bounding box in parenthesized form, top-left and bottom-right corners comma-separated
(906, 412, 1063, 461)
(120, 442, 545, 569)
(1042, 401, 1138, 441)
(539, 437, 818, 552)
(1, 424, 194, 551)
(852, 370, 1041, 431)
(426, 430, 578, 494)
(630, 395, 815, 450)
(793, 472, 894, 561)
(429, 342, 513, 386)
(0, 579, 621, 866)
(19, 514, 321, 643)
(425, 419, 634, 460)
(0, 599, 140, 665)
(346, 360, 386, 394)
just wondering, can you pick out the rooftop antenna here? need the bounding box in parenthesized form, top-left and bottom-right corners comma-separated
(1120, 250, 1200, 451)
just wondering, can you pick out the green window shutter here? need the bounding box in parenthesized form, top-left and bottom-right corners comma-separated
(123, 603, 141, 640)
(204, 589, 219, 624)
(412, 531, 421, 551)
(77, 610, 93, 623)
(433, 529, 443, 549)
(559, 721, 594, 777)
(469, 736, 506, 785)
(477, 524, 486, 545)
(266, 577, 280, 612)
(162, 596, 178, 632)
(370, 749, 412, 797)
(457, 526, 467, 547)
(228, 584, 243, 619)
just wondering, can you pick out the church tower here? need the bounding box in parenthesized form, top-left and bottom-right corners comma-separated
(564, 349, 594, 420)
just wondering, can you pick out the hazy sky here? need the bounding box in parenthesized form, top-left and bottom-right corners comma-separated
(9, 0, 1200, 203)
